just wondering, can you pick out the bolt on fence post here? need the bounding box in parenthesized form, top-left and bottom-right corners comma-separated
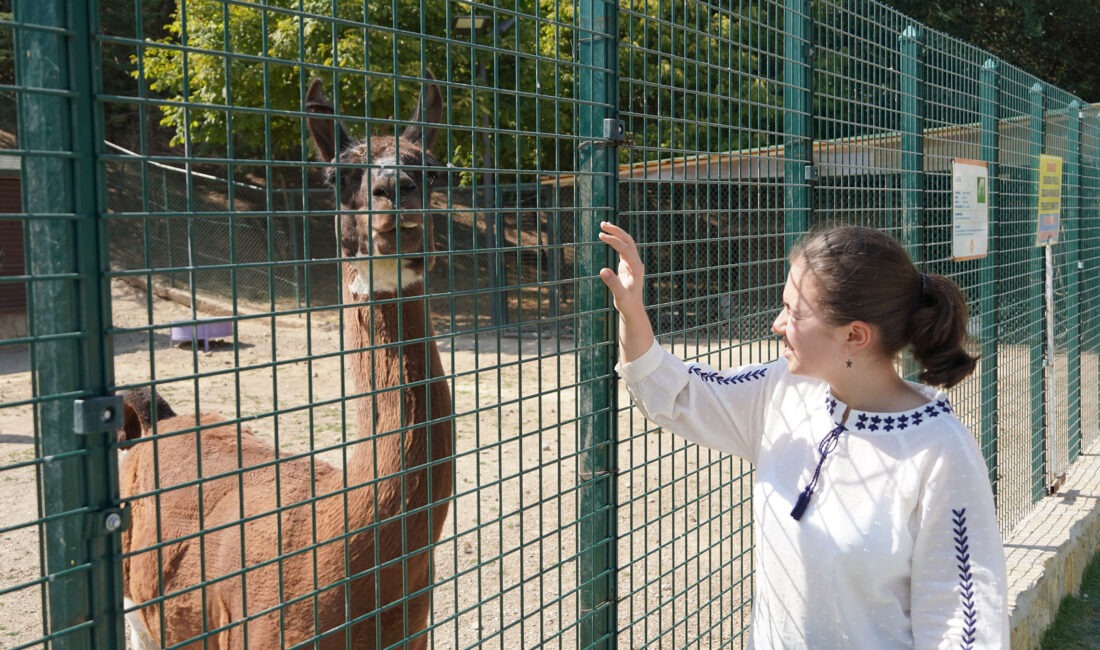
(1065, 101, 1082, 463)
(575, 0, 619, 647)
(978, 58, 1001, 494)
(898, 25, 925, 382)
(1028, 82, 1048, 501)
(14, 0, 124, 647)
(782, 0, 812, 252)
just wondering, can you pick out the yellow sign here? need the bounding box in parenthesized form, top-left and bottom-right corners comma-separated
(1036, 154, 1062, 246)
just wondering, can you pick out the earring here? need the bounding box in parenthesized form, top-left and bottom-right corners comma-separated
(846, 357, 853, 369)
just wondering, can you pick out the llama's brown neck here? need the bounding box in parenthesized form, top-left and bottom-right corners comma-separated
(340, 265, 451, 491)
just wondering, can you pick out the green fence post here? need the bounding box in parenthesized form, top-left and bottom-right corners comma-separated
(1086, 113, 1095, 424)
(978, 58, 1000, 493)
(1065, 101, 1082, 462)
(899, 25, 924, 381)
(1028, 82, 1047, 501)
(14, 0, 124, 647)
(783, 0, 812, 246)
(576, 0, 618, 647)
(1090, 115, 1100, 438)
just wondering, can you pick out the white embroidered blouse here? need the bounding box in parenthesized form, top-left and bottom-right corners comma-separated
(617, 340, 1009, 649)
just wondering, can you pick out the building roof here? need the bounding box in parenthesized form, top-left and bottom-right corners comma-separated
(541, 110, 1072, 188)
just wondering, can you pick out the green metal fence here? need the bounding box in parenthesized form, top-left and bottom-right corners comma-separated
(1, 0, 1098, 647)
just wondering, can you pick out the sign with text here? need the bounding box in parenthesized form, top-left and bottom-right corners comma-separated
(1036, 154, 1063, 246)
(951, 158, 989, 260)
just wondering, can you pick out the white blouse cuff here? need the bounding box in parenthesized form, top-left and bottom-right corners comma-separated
(615, 339, 667, 384)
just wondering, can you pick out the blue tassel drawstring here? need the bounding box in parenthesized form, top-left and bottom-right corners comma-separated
(790, 423, 847, 521)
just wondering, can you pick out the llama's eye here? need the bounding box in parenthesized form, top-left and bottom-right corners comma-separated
(427, 171, 439, 186)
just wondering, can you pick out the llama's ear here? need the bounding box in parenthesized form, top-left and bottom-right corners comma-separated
(402, 72, 443, 152)
(118, 399, 143, 448)
(305, 78, 353, 162)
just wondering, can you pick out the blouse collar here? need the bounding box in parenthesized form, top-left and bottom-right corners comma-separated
(824, 387, 953, 434)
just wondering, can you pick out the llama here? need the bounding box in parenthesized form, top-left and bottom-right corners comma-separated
(119, 75, 454, 649)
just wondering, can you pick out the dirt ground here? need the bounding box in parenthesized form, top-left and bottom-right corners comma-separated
(0, 276, 753, 648)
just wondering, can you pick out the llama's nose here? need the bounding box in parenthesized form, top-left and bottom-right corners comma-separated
(371, 169, 417, 206)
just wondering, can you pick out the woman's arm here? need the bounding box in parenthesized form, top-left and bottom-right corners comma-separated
(601, 222, 776, 461)
(910, 426, 1008, 649)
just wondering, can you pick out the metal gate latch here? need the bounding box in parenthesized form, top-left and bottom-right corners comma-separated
(578, 118, 636, 150)
(73, 395, 125, 435)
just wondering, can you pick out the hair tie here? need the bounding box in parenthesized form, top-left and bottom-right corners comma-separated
(910, 273, 929, 317)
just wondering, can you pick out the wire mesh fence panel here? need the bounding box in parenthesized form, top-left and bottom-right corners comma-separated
(3, 0, 1100, 648)
(1081, 108, 1100, 459)
(97, 1, 591, 648)
(613, 2, 789, 646)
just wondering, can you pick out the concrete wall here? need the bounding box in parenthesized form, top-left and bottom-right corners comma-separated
(1007, 441, 1100, 649)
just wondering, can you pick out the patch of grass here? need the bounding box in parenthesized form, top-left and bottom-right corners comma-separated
(1039, 548, 1100, 649)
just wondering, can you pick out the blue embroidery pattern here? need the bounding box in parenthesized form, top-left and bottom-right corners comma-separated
(687, 366, 767, 385)
(846, 399, 953, 432)
(953, 508, 978, 649)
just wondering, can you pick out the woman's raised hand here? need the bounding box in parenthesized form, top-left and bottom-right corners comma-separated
(599, 221, 655, 362)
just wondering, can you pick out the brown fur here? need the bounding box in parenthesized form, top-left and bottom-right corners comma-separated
(120, 76, 453, 649)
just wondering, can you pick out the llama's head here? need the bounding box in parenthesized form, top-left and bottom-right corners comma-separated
(118, 388, 176, 448)
(305, 75, 443, 296)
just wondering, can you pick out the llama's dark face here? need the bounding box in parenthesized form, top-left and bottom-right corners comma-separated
(305, 78, 443, 295)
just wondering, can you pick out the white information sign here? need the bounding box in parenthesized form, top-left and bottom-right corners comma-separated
(951, 158, 989, 261)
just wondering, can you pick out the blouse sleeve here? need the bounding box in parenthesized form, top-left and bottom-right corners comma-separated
(909, 427, 1009, 649)
(616, 339, 775, 463)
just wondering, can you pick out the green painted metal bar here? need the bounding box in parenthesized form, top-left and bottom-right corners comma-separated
(1065, 101, 1082, 462)
(14, 0, 124, 647)
(898, 25, 924, 381)
(782, 0, 812, 248)
(1090, 115, 1100, 436)
(1028, 82, 1047, 502)
(576, 0, 618, 647)
(978, 58, 1000, 494)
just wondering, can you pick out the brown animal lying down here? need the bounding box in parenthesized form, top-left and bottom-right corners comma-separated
(117, 383, 449, 649)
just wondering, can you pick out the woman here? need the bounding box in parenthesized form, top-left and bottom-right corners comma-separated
(599, 221, 1008, 648)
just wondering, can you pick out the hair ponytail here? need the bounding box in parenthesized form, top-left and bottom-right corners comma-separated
(906, 274, 978, 388)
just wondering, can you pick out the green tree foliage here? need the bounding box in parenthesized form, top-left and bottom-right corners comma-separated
(619, 1, 783, 158)
(880, 0, 1100, 101)
(139, 0, 573, 183)
(137, 0, 783, 181)
(100, 1, 175, 143)
(0, 2, 174, 137)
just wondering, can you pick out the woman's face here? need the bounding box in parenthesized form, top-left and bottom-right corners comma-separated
(771, 257, 849, 381)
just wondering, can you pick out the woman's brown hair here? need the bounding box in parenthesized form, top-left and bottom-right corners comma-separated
(791, 225, 978, 388)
